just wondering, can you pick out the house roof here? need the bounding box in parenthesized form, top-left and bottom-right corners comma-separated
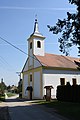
(35, 53, 80, 69)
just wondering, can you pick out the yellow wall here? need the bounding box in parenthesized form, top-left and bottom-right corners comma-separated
(22, 66, 43, 99)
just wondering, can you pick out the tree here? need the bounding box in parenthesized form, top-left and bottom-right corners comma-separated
(48, 0, 80, 56)
(7, 85, 11, 92)
(18, 79, 22, 93)
(0, 79, 7, 94)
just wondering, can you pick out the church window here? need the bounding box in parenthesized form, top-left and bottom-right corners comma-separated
(30, 74, 32, 82)
(37, 41, 41, 48)
(72, 78, 77, 85)
(60, 78, 65, 85)
(30, 42, 32, 49)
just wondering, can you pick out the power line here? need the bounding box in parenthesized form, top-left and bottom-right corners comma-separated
(0, 55, 10, 65)
(0, 36, 27, 55)
(0, 36, 49, 66)
(0, 36, 39, 62)
(0, 55, 17, 72)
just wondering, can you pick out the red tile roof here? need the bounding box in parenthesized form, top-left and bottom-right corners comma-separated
(35, 53, 80, 69)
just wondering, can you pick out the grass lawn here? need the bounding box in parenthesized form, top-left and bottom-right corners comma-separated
(7, 92, 17, 97)
(36, 100, 80, 120)
(0, 95, 5, 102)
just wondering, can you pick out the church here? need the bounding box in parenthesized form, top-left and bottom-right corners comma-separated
(22, 18, 80, 99)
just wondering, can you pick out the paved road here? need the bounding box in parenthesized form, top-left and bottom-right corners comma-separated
(2, 96, 68, 120)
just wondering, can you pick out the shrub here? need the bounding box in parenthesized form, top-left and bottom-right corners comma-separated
(57, 85, 80, 102)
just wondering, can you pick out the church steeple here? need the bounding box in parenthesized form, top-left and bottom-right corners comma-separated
(31, 17, 44, 37)
(27, 17, 45, 58)
(33, 18, 40, 34)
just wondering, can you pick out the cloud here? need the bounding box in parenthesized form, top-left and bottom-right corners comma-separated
(0, 6, 35, 10)
(0, 6, 76, 11)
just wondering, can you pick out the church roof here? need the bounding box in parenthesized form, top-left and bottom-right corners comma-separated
(35, 53, 80, 69)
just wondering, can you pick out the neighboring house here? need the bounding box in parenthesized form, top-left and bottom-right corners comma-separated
(10, 85, 18, 93)
(22, 18, 80, 99)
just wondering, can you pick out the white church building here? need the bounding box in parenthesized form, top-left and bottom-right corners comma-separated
(22, 18, 80, 99)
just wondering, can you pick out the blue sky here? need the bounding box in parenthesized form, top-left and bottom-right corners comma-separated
(0, 0, 77, 86)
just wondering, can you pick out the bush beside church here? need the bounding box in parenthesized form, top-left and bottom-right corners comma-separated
(57, 83, 80, 102)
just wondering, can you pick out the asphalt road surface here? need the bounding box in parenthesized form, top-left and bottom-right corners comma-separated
(4, 95, 67, 120)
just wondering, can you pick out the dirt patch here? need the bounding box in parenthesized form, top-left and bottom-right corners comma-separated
(0, 107, 10, 120)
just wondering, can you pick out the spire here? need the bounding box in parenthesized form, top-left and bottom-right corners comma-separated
(28, 15, 45, 39)
(33, 15, 40, 34)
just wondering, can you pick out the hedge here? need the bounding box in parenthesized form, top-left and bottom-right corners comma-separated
(57, 85, 80, 102)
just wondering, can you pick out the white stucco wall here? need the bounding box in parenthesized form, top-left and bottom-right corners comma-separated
(23, 59, 28, 72)
(34, 56, 41, 68)
(33, 38, 44, 56)
(34, 71, 41, 99)
(29, 49, 33, 66)
(43, 74, 59, 98)
(23, 74, 28, 97)
(43, 69, 80, 98)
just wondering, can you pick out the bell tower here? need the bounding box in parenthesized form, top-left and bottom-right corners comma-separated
(27, 18, 45, 58)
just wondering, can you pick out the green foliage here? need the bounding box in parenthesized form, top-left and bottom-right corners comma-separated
(0, 94, 5, 101)
(18, 79, 22, 93)
(48, 0, 80, 55)
(0, 81, 7, 95)
(57, 85, 80, 102)
(7, 92, 16, 97)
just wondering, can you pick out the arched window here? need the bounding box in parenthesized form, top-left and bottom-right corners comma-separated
(30, 42, 32, 49)
(30, 74, 32, 82)
(37, 41, 41, 48)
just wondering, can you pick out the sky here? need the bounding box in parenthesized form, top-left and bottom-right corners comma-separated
(0, 0, 77, 86)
